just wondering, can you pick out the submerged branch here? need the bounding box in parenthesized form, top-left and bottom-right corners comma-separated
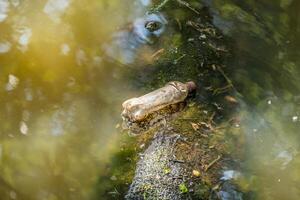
(149, 0, 200, 15)
(149, 0, 172, 13)
(204, 155, 221, 172)
(176, 0, 200, 15)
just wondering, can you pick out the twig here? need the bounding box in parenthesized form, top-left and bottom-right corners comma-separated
(108, 188, 120, 195)
(176, 0, 200, 14)
(213, 84, 232, 95)
(199, 133, 209, 138)
(151, 48, 165, 59)
(149, 0, 172, 13)
(208, 112, 216, 123)
(199, 121, 213, 131)
(204, 155, 221, 172)
(177, 117, 199, 120)
(217, 66, 235, 90)
(186, 21, 216, 36)
(176, 18, 182, 30)
(208, 43, 228, 52)
(170, 159, 185, 163)
(173, 54, 186, 64)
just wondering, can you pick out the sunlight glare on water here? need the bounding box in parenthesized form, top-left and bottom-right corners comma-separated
(0, 0, 9, 22)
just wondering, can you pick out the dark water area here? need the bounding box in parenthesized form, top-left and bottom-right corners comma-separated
(0, 0, 300, 199)
(205, 1, 300, 199)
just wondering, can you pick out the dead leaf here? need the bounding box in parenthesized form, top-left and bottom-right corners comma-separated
(191, 122, 199, 131)
(225, 95, 238, 104)
(192, 170, 201, 177)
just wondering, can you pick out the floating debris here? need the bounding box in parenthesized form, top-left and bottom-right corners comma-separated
(122, 81, 196, 122)
(145, 20, 163, 32)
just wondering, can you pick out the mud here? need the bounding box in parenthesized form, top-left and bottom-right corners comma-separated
(125, 129, 191, 200)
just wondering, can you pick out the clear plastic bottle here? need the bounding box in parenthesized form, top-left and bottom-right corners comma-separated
(122, 81, 196, 122)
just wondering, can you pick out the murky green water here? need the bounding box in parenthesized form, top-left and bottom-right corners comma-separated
(210, 1, 300, 199)
(0, 0, 299, 199)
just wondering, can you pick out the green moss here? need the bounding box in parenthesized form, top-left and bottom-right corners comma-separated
(194, 182, 211, 199)
(92, 136, 138, 199)
(179, 183, 189, 194)
(163, 167, 171, 174)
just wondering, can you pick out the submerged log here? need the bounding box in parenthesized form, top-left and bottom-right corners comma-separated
(125, 127, 243, 200)
(122, 82, 243, 199)
(125, 129, 191, 200)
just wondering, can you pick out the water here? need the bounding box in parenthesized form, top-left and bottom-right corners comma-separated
(205, 1, 300, 199)
(0, 0, 299, 199)
(0, 0, 152, 199)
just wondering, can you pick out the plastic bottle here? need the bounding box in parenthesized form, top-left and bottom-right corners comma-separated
(122, 81, 196, 122)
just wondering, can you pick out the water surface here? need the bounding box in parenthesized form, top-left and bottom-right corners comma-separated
(0, 0, 300, 199)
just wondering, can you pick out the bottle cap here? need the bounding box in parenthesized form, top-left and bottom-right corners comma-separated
(186, 81, 197, 93)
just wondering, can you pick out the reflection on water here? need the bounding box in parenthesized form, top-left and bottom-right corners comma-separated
(0, 41, 11, 53)
(16, 27, 32, 52)
(104, 12, 167, 64)
(43, 0, 70, 23)
(0, 0, 300, 199)
(5, 74, 19, 91)
(0, 0, 9, 22)
(0, 0, 159, 199)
